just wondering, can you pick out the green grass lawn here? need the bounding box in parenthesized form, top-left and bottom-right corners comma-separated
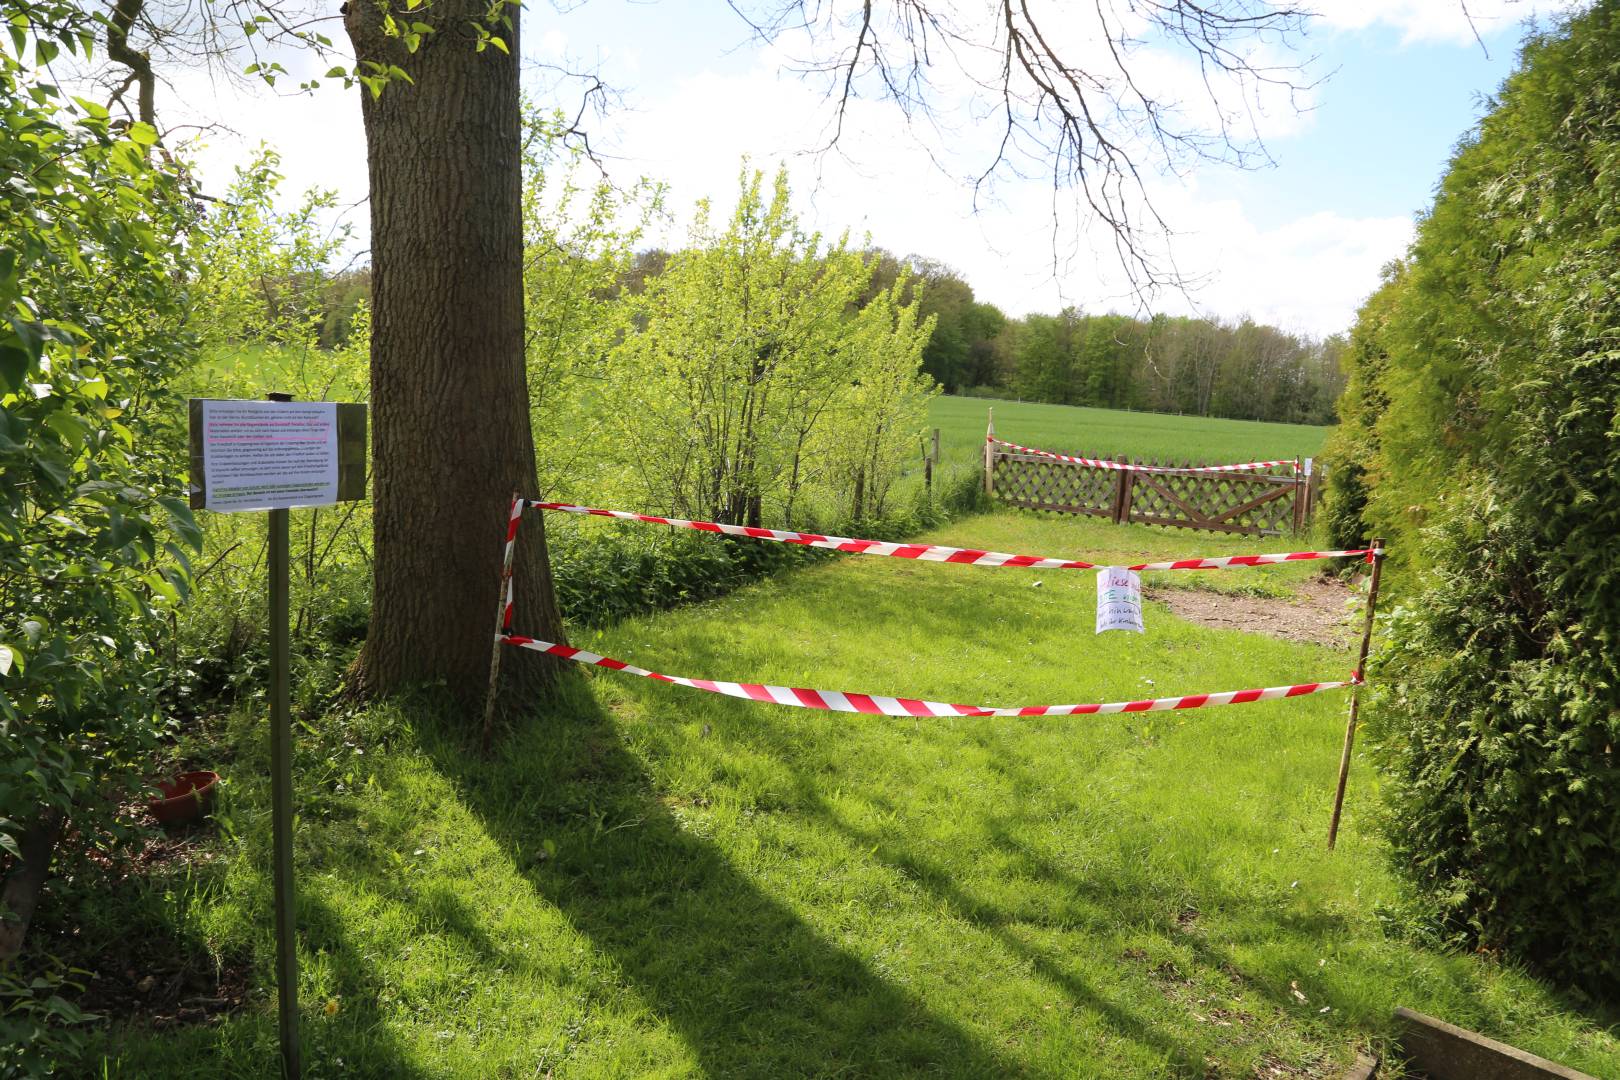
(92, 512, 1618, 1077)
(929, 396, 1332, 470)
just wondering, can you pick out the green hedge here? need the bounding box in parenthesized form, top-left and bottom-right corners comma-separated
(1336, 3, 1620, 994)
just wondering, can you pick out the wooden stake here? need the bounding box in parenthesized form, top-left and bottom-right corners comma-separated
(481, 492, 521, 757)
(1328, 538, 1386, 851)
(983, 408, 996, 497)
(1291, 458, 1305, 534)
(1302, 458, 1316, 521)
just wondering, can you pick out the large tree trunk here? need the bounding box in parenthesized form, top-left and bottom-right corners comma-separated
(345, 0, 564, 704)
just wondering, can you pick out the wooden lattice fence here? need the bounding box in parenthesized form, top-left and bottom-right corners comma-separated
(984, 434, 1321, 538)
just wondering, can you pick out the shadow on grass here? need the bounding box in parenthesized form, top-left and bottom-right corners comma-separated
(425, 675, 1022, 1078)
(688, 677, 1620, 1068)
(71, 844, 431, 1078)
(298, 892, 438, 1080)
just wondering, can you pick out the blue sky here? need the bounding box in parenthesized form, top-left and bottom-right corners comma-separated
(1196, 25, 1528, 231)
(171, 1, 1578, 335)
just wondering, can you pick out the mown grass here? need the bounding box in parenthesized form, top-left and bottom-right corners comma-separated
(929, 395, 1331, 470)
(92, 512, 1619, 1077)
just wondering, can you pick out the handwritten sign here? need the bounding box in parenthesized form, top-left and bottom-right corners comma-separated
(188, 400, 366, 512)
(1096, 566, 1144, 634)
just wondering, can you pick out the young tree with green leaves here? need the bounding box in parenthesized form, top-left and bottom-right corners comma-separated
(588, 166, 934, 529)
(0, 14, 198, 982)
(521, 110, 664, 499)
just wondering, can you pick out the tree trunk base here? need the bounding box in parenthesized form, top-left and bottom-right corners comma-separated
(0, 812, 63, 963)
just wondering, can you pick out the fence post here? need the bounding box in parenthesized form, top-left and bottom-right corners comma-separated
(263, 393, 301, 1080)
(983, 408, 995, 498)
(1327, 538, 1386, 851)
(1292, 457, 1306, 534)
(1114, 458, 1136, 525)
(1303, 457, 1318, 523)
(931, 427, 940, 465)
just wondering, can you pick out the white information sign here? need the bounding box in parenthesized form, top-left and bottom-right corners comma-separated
(1096, 566, 1145, 634)
(200, 400, 339, 512)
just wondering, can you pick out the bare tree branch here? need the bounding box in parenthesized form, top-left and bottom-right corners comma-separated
(731, 0, 1319, 299)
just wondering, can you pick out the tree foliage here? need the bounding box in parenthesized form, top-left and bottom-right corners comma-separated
(521, 110, 663, 499)
(0, 15, 197, 850)
(999, 308, 1343, 425)
(1326, 2, 1620, 993)
(786, 252, 1343, 424)
(581, 166, 936, 528)
(0, 15, 199, 1059)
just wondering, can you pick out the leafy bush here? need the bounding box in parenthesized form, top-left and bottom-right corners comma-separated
(0, 966, 95, 1079)
(0, 22, 198, 874)
(1344, 3, 1620, 993)
(543, 469, 979, 630)
(1367, 492, 1620, 992)
(547, 523, 825, 630)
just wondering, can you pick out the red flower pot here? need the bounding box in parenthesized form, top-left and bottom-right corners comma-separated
(147, 771, 220, 825)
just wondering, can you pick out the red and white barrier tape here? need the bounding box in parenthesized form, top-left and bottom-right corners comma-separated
(989, 436, 1296, 474)
(1131, 549, 1375, 571)
(501, 495, 522, 631)
(502, 634, 1356, 716)
(532, 502, 1102, 568)
(529, 502, 1374, 571)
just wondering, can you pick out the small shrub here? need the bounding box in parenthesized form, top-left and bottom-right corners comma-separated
(0, 967, 96, 1079)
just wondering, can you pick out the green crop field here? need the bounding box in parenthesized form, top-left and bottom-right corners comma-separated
(96, 512, 1619, 1078)
(929, 395, 1332, 469)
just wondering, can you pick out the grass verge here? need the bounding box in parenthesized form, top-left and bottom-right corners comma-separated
(86, 512, 1618, 1077)
(929, 395, 1331, 469)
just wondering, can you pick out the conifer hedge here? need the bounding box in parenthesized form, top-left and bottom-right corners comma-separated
(1324, 2, 1620, 993)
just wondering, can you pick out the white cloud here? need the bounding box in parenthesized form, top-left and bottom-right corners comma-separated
(593, 39, 1402, 336)
(1308, 0, 1585, 46)
(1148, 199, 1413, 334)
(144, 45, 369, 250)
(152, 1, 1434, 339)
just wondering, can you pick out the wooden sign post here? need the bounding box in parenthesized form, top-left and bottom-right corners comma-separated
(188, 395, 367, 1079)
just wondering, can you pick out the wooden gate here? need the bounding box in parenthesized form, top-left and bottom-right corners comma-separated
(983, 427, 1319, 537)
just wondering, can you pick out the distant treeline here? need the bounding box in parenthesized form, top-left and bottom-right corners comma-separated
(637, 249, 1346, 426)
(307, 249, 1345, 427)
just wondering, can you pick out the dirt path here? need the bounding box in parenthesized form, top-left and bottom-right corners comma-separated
(1148, 576, 1357, 648)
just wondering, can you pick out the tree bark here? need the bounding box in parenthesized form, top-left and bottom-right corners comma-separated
(345, 0, 564, 705)
(0, 812, 62, 963)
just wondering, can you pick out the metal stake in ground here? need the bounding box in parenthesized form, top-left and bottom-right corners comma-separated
(264, 392, 301, 1079)
(1327, 538, 1386, 851)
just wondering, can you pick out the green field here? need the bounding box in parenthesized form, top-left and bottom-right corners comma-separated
(930, 396, 1332, 468)
(97, 512, 1618, 1078)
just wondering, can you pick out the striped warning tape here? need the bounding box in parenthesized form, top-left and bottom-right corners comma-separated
(1131, 550, 1376, 571)
(501, 496, 522, 631)
(502, 634, 1357, 716)
(989, 436, 1296, 474)
(531, 502, 1099, 568)
(529, 502, 1375, 571)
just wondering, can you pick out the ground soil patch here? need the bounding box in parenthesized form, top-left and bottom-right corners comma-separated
(1150, 575, 1357, 648)
(32, 826, 252, 1032)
